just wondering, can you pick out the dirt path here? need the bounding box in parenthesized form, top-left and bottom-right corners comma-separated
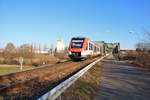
(94, 55, 150, 100)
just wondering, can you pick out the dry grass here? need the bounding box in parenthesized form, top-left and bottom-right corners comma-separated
(30, 54, 59, 66)
(61, 62, 103, 100)
(119, 50, 150, 70)
(54, 52, 69, 60)
(132, 53, 150, 70)
(118, 50, 138, 60)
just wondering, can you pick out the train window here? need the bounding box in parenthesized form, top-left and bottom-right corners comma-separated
(86, 45, 88, 50)
(72, 42, 82, 48)
(94, 46, 96, 52)
(89, 43, 91, 50)
(89, 43, 93, 50)
(71, 38, 84, 48)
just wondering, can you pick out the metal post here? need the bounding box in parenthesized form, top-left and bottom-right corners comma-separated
(56, 95, 61, 100)
(20, 62, 23, 70)
(19, 57, 24, 71)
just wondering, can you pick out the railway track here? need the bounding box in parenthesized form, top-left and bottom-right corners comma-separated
(0, 59, 71, 89)
(0, 57, 99, 100)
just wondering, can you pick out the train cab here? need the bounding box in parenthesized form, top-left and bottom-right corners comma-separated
(68, 37, 100, 60)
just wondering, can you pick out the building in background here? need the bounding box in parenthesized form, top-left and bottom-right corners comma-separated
(106, 42, 120, 53)
(32, 43, 50, 54)
(56, 38, 65, 53)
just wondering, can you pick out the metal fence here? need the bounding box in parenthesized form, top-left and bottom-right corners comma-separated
(38, 55, 108, 100)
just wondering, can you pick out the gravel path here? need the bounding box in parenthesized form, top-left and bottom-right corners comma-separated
(94, 55, 150, 100)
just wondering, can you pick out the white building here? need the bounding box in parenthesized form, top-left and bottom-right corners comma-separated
(32, 43, 50, 54)
(33, 50, 49, 54)
(56, 38, 65, 52)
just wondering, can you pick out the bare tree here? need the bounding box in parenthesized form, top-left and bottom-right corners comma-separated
(144, 30, 150, 42)
(18, 44, 33, 58)
(3, 42, 17, 64)
(38, 43, 42, 53)
(4, 42, 16, 54)
(135, 30, 150, 67)
(49, 44, 54, 54)
(136, 30, 150, 50)
(43, 44, 47, 51)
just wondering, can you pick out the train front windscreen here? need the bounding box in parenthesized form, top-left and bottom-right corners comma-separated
(71, 38, 84, 48)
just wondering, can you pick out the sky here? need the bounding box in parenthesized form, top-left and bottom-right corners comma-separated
(0, 0, 150, 49)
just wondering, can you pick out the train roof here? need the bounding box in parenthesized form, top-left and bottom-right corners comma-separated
(93, 41, 105, 43)
(93, 41, 106, 47)
(71, 37, 89, 40)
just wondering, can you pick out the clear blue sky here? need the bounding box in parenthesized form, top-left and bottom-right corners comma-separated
(0, 0, 150, 49)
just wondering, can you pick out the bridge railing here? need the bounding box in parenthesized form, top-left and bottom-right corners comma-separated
(38, 54, 108, 100)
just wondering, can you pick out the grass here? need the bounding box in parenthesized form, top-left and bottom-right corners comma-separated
(61, 61, 103, 100)
(0, 64, 35, 75)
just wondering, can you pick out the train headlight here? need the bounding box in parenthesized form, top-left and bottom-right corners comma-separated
(68, 51, 72, 55)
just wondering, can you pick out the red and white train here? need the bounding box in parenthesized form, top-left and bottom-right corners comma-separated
(68, 37, 106, 60)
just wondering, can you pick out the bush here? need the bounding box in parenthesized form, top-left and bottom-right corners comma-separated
(0, 58, 4, 64)
(54, 51, 68, 59)
(0, 52, 59, 66)
(124, 50, 150, 69)
(3, 59, 19, 65)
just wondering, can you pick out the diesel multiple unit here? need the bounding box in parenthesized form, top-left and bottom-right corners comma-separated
(68, 37, 106, 60)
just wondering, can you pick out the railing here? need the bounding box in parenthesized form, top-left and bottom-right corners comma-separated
(38, 55, 108, 100)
